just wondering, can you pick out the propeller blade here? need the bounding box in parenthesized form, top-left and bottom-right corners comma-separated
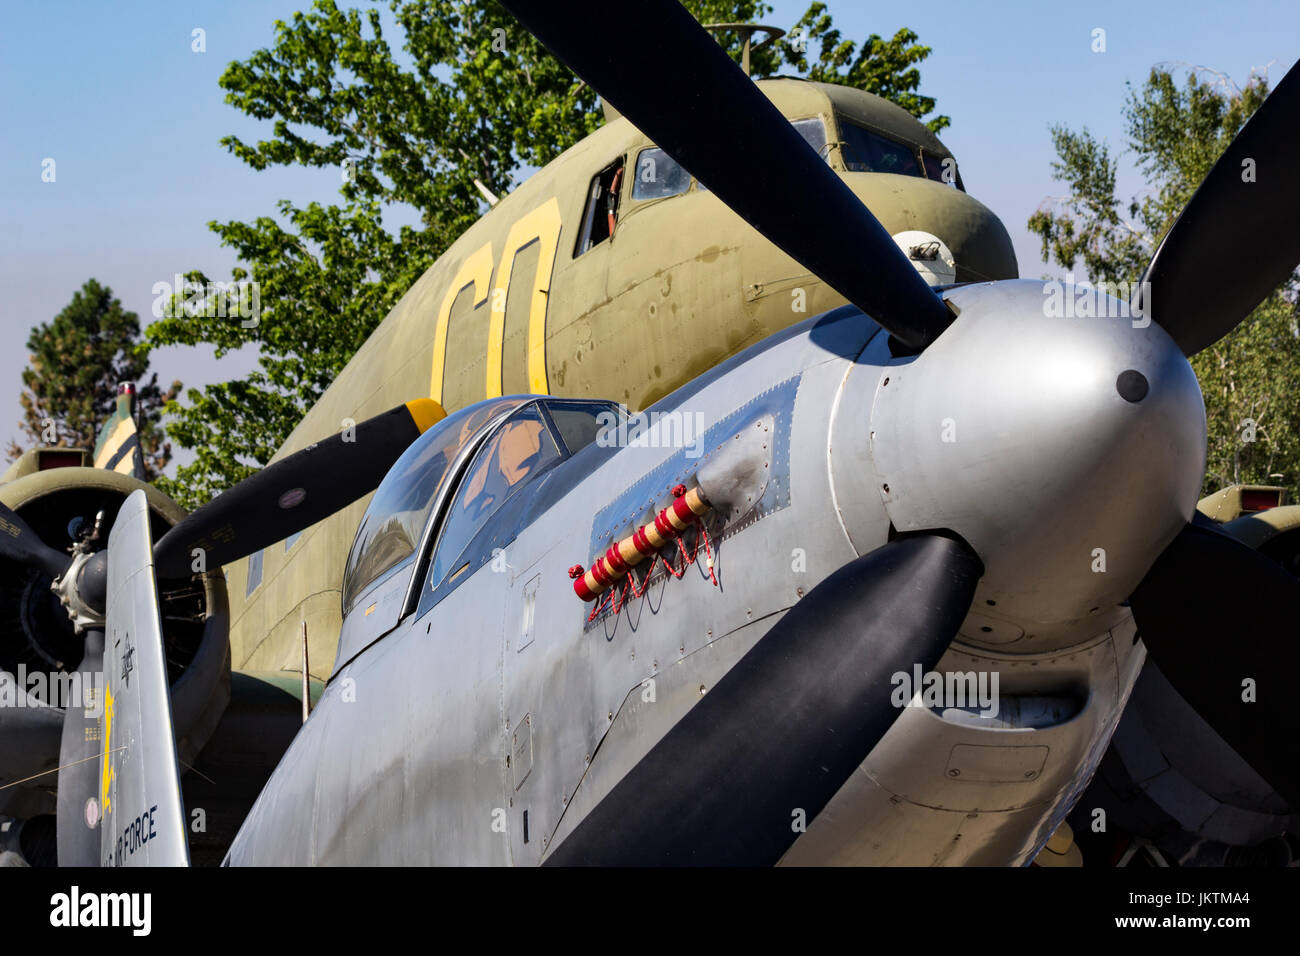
(1130, 521, 1300, 807)
(98, 489, 190, 866)
(543, 533, 983, 866)
(0, 501, 71, 581)
(1134, 59, 1300, 356)
(152, 399, 444, 579)
(54, 627, 104, 866)
(0, 692, 65, 788)
(497, 0, 955, 352)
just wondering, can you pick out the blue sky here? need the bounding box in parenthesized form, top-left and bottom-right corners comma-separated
(3, 0, 1298, 470)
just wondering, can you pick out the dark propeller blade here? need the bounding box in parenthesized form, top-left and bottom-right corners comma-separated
(0, 501, 71, 580)
(1130, 521, 1300, 807)
(544, 533, 983, 866)
(153, 399, 444, 579)
(1134, 59, 1300, 356)
(497, 0, 954, 352)
(55, 627, 104, 866)
(0, 697, 64, 790)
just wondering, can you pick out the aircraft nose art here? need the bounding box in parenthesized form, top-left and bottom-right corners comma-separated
(864, 278, 1206, 630)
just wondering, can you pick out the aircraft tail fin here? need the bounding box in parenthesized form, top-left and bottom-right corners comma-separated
(92, 384, 146, 480)
(99, 489, 190, 866)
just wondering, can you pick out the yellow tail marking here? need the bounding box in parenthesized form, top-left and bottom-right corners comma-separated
(93, 417, 135, 470)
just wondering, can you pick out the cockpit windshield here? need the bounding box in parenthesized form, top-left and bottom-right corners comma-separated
(839, 119, 921, 176)
(427, 404, 561, 589)
(837, 117, 961, 188)
(341, 397, 525, 613)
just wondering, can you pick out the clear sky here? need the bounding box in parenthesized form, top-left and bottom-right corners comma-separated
(3, 0, 1298, 473)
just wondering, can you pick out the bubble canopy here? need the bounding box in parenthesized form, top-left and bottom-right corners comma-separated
(341, 397, 527, 614)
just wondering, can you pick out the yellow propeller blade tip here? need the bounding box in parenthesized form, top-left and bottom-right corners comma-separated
(404, 398, 447, 434)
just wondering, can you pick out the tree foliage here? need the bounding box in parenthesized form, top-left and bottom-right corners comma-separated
(747, 1, 949, 132)
(1028, 66, 1300, 495)
(149, 0, 949, 507)
(7, 279, 180, 478)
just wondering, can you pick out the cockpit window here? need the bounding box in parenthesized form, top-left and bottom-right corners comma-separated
(632, 147, 692, 200)
(428, 404, 561, 589)
(574, 159, 624, 256)
(839, 120, 920, 177)
(246, 549, 263, 597)
(546, 400, 621, 455)
(791, 117, 828, 157)
(341, 397, 524, 613)
(920, 152, 962, 189)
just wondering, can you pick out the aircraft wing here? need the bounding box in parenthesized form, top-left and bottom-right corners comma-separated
(99, 489, 189, 866)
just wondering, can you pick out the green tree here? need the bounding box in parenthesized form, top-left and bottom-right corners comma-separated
(747, 1, 949, 132)
(148, 0, 949, 507)
(1029, 66, 1300, 495)
(7, 279, 181, 478)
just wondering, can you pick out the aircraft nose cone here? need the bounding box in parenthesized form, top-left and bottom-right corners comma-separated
(867, 279, 1206, 634)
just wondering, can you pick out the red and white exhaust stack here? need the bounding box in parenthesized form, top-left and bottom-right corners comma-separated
(572, 484, 710, 601)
